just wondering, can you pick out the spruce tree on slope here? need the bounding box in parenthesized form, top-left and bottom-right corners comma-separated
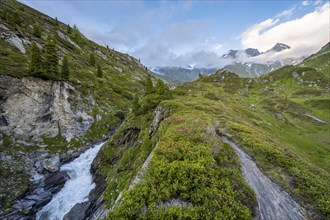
(30, 42, 43, 76)
(90, 53, 96, 66)
(61, 55, 70, 80)
(44, 35, 59, 77)
(97, 64, 103, 78)
(145, 74, 154, 95)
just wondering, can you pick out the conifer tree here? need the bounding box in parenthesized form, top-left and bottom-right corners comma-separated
(55, 17, 59, 26)
(33, 22, 41, 38)
(97, 64, 103, 78)
(30, 42, 43, 76)
(132, 94, 140, 112)
(90, 53, 96, 66)
(155, 79, 165, 94)
(44, 35, 59, 77)
(156, 79, 171, 98)
(12, 9, 21, 24)
(61, 55, 70, 80)
(145, 74, 154, 95)
(67, 24, 72, 34)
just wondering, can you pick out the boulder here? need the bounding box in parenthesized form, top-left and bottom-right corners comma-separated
(43, 154, 60, 173)
(63, 202, 90, 220)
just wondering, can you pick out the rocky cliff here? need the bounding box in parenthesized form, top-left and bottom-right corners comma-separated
(0, 75, 94, 144)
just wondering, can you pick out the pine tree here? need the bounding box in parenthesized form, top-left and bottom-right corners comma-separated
(156, 79, 165, 94)
(33, 22, 41, 38)
(156, 79, 171, 98)
(12, 9, 22, 24)
(90, 53, 96, 66)
(1, 10, 9, 21)
(67, 24, 72, 34)
(97, 64, 103, 78)
(44, 35, 59, 77)
(61, 56, 70, 80)
(132, 94, 140, 113)
(145, 74, 154, 95)
(30, 42, 43, 76)
(55, 17, 59, 26)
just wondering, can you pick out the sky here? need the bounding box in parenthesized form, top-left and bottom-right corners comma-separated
(20, 0, 330, 67)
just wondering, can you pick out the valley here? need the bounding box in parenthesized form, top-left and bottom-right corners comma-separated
(0, 0, 329, 220)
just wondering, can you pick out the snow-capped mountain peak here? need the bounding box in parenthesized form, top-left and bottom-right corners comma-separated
(267, 43, 291, 53)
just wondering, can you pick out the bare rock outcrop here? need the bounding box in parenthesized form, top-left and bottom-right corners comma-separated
(0, 75, 94, 143)
(148, 105, 171, 137)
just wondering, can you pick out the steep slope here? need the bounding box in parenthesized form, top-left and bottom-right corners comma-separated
(299, 41, 330, 76)
(0, 0, 152, 218)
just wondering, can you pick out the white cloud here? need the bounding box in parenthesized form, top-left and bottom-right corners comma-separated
(240, 3, 330, 60)
(276, 7, 295, 18)
(212, 43, 223, 51)
(314, 0, 321, 5)
(240, 19, 279, 50)
(302, 0, 309, 6)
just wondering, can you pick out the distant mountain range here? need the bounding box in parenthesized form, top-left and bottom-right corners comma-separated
(221, 43, 290, 59)
(150, 66, 218, 84)
(151, 43, 300, 84)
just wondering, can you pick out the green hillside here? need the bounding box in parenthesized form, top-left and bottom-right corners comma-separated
(0, 0, 152, 212)
(100, 47, 329, 219)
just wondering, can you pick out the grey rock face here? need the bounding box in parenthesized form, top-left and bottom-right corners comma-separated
(0, 75, 94, 143)
(149, 105, 171, 136)
(0, 24, 27, 53)
(95, 50, 107, 60)
(57, 30, 81, 49)
(2, 170, 70, 220)
(63, 202, 90, 220)
(0, 33, 26, 53)
(114, 66, 123, 73)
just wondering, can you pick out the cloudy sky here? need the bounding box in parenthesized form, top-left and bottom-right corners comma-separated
(20, 0, 329, 67)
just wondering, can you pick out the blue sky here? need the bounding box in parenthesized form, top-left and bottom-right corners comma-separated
(20, 0, 329, 67)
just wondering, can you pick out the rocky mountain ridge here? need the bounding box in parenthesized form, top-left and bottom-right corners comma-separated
(151, 43, 297, 82)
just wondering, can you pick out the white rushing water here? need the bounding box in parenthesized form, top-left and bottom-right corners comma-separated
(36, 142, 105, 220)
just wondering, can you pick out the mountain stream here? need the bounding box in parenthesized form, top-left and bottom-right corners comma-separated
(35, 142, 105, 220)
